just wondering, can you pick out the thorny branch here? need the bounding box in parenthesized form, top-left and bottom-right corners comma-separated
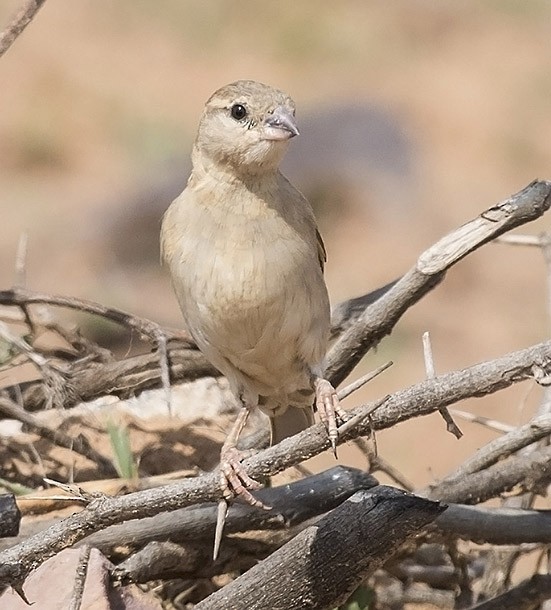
(326, 179, 551, 386)
(1, 180, 551, 607)
(1, 341, 551, 588)
(1, 181, 550, 413)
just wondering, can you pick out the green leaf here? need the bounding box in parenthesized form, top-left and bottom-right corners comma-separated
(0, 477, 35, 496)
(106, 420, 138, 480)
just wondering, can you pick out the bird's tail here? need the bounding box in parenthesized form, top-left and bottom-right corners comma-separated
(269, 405, 314, 445)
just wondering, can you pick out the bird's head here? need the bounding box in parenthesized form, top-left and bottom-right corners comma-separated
(194, 80, 299, 177)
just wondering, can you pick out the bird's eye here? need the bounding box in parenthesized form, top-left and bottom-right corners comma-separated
(230, 104, 247, 121)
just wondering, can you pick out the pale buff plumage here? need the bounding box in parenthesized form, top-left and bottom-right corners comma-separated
(161, 81, 340, 501)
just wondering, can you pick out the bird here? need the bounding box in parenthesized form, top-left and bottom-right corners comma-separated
(161, 80, 345, 507)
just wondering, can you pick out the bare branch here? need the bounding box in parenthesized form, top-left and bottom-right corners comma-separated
(0, 321, 55, 375)
(0, 341, 549, 589)
(369, 453, 415, 491)
(434, 414, 551, 486)
(0, 287, 190, 344)
(426, 443, 551, 504)
(436, 504, 551, 545)
(3, 344, 218, 411)
(1, 181, 551, 602)
(496, 234, 544, 247)
(68, 546, 90, 610)
(326, 180, 551, 387)
(449, 409, 515, 433)
(470, 573, 551, 609)
(0, 0, 47, 58)
(0, 396, 118, 477)
(194, 486, 445, 610)
(337, 361, 393, 400)
(477, 230, 551, 600)
(14, 232, 28, 288)
(80, 466, 377, 556)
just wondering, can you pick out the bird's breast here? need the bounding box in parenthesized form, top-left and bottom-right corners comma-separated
(186, 213, 313, 317)
(161, 179, 330, 383)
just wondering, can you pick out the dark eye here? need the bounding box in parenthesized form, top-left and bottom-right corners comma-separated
(230, 104, 247, 120)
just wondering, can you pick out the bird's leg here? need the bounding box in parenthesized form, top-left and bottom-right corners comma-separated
(313, 376, 348, 456)
(219, 405, 268, 509)
(214, 402, 270, 560)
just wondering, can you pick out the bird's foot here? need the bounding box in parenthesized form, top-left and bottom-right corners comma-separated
(214, 445, 270, 560)
(314, 378, 348, 456)
(219, 446, 270, 509)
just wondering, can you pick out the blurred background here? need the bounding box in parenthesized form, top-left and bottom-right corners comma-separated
(1, 0, 551, 486)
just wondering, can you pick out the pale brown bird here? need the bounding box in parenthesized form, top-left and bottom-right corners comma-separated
(161, 80, 344, 506)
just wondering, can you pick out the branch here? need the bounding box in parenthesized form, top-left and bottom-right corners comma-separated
(326, 180, 551, 386)
(0, 0, 47, 58)
(0, 396, 118, 477)
(378, 583, 455, 609)
(0, 340, 548, 589)
(470, 574, 551, 609)
(194, 486, 445, 610)
(0, 287, 188, 343)
(0, 290, 375, 410)
(0, 287, 198, 415)
(389, 559, 483, 590)
(2, 181, 549, 415)
(79, 466, 378, 556)
(431, 414, 551, 487)
(476, 232, 551, 600)
(3, 344, 218, 411)
(21, 477, 551, 560)
(0, 495, 20, 538)
(426, 444, 551, 505)
(436, 504, 551, 545)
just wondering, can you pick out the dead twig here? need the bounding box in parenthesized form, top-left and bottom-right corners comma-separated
(326, 180, 551, 387)
(0, 340, 549, 589)
(433, 413, 551, 487)
(477, 230, 551, 599)
(0, 396, 118, 477)
(194, 487, 445, 610)
(449, 409, 515, 433)
(426, 443, 551, 504)
(337, 360, 393, 401)
(436, 504, 551, 545)
(423, 330, 462, 438)
(470, 573, 551, 609)
(0, 0, 47, 58)
(2, 344, 217, 411)
(0, 287, 191, 415)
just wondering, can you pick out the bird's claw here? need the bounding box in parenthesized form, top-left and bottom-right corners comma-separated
(219, 446, 270, 509)
(315, 378, 348, 456)
(214, 446, 270, 560)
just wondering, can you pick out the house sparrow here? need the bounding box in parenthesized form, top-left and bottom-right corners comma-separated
(161, 80, 344, 506)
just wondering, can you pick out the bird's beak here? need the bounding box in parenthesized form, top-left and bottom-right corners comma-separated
(263, 106, 300, 141)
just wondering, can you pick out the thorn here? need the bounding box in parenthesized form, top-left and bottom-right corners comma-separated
(213, 499, 228, 561)
(422, 332, 462, 438)
(449, 408, 514, 433)
(12, 582, 31, 605)
(337, 360, 393, 401)
(337, 396, 389, 437)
